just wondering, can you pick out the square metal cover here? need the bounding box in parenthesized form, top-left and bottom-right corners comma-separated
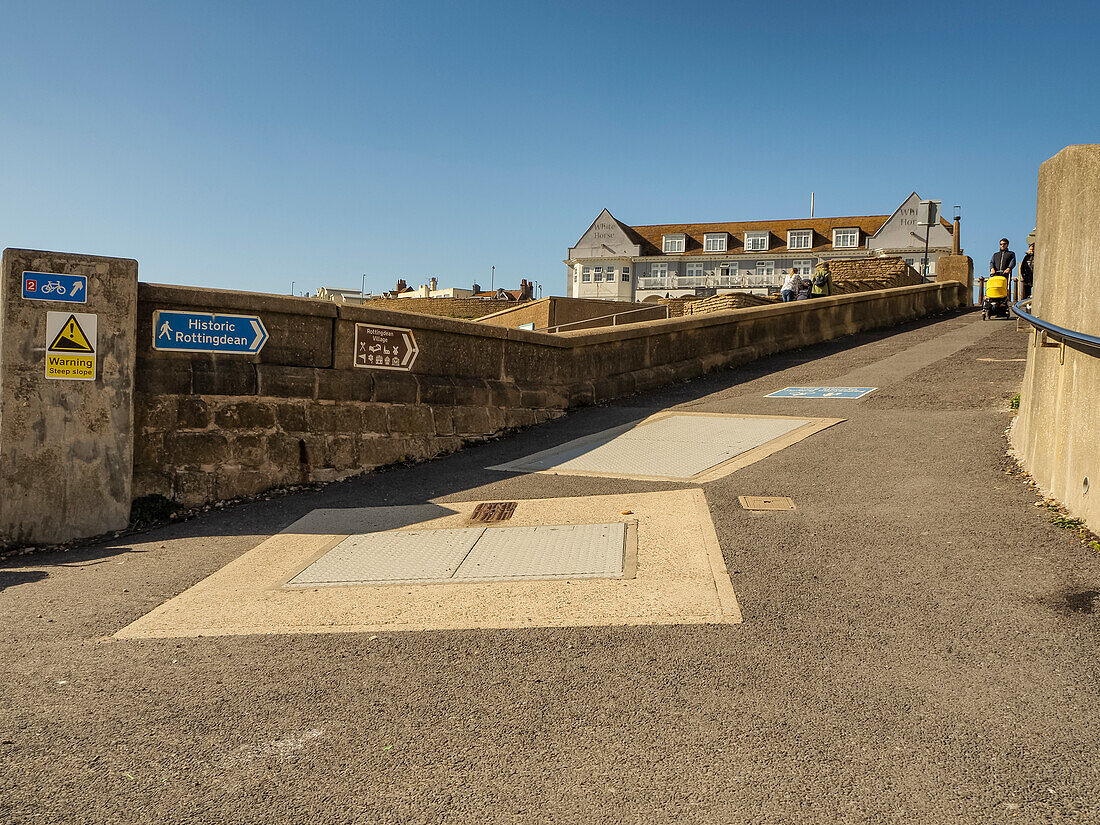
(739, 496, 796, 511)
(488, 412, 841, 482)
(285, 522, 632, 587)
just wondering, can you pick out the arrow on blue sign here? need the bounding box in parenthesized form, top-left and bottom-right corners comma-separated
(152, 310, 268, 354)
(22, 271, 88, 303)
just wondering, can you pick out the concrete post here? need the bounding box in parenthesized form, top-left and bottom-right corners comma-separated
(1012, 145, 1100, 531)
(936, 255, 974, 305)
(0, 249, 138, 547)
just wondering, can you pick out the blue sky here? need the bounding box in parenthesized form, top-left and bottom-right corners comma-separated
(2, 0, 1096, 296)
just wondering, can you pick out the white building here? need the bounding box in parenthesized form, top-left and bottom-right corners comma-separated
(565, 193, 955, 301)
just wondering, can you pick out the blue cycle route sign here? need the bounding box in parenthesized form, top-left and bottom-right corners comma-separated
(22, 271, 88, 303)
(765, 386, 876, 399)
(152, 310, 268, 354)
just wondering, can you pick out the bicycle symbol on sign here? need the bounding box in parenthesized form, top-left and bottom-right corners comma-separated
(40, 281, 67, 295)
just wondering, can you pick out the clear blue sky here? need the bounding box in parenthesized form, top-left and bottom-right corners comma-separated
(2, 1, 1096, 296)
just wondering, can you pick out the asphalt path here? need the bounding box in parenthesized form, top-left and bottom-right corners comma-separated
(2, 309, 1098, 824)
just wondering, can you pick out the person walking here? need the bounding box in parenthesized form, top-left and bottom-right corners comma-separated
(781, 269, 800, 302)
(810, 262, 832, 298)
(990, 238, 1016, 293)
(1020, 242, 1035, 299)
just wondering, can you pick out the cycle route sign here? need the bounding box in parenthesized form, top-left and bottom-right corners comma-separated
(152, 310, 268, 354)
(22, 271, 88, 303)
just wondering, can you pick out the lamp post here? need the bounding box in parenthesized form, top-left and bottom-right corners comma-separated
(361, 273, 366, 304)
(291, 280, 295, 296)
(491, 265, 495, 293)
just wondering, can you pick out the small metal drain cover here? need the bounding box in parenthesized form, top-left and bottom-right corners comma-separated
(285, 522, 633, 587)
(470, 501, 518, 522)
(739, 496, 795, 511)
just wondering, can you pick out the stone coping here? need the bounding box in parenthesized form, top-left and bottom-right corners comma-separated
(138, 280, 964, 350)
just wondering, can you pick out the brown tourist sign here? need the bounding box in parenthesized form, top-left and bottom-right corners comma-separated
(353, 323, 419, 371)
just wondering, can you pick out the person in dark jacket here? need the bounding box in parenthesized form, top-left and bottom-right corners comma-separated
(1020, 243, 1034, 299)
(990, 238, 1016, 281)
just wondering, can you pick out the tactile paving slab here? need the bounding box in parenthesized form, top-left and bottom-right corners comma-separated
(286, 523, 627, 587)
(488, 412, 839, 482)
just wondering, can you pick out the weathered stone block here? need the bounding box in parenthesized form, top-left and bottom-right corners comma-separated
(451, 377, 491, 406)
(416, 375, 455, 405)
(192, 360, 257, 396)
(428, 436, 464, 456)
(326, 435, 359, 468)
(431, 406, 455, 435)
(173, 470, 215, 506)
(135, 394, 178, 431)
(451, 406, 491, 436)
(387, 404, 436, 436)
(518, 389, 549, 409)
(371, 372, 419, 404)
(214, 401, 276, 430)
(230, 433, 268, 465)
(177, 397, 211, 429)
(133, 431, 167, 473)
(504, 408, 537, 429)
(308, 403, 361, 434)
(275, 402, 308, 433)
(486, 406, 506, 432)
(166, 431, 230, 467)
(316, 369, 372, 402)
(488, 380, 522, 408)
(360, 403, 389, 435)
(265, 433, 302, 467)
(256, 365, 316, 399)
(136, 358, 191, 395)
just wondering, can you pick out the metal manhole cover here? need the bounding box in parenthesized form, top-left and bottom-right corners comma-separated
(738, 496, 795, 511)
(470, 501, 518, 522)
(284, 522, 632, 587)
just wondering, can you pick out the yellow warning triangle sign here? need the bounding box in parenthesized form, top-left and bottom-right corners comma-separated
(48, 314, 95, 353)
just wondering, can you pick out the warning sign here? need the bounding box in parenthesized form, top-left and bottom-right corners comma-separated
(45, 311, 98, 381)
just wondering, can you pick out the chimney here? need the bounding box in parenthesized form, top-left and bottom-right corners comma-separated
(429, 277, 437, 291)
(952, 215, 961, 255)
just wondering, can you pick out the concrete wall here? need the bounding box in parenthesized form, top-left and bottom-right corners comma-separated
(477, 297, 665, 331)
(1012, 145, 1100, 531)
(0, 250, 137, 546)
(132, 280, 964, 509)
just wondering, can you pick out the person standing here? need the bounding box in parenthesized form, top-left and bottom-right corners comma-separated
(781, 269, 800, 302)
(1020, 242, 1035, 299)
(810, 261, 832, 298)
(796, 275, 812, 300)
(990, 238, 1016, 290)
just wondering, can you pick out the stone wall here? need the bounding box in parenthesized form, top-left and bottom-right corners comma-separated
(133, 280, 965, 507)
(1011, 144, 1100, 531)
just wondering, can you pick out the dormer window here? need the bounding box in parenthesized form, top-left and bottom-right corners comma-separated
(833, 228, 859, 248)
(704, 233, 727, 252)
(745, 231, 769, 252)
(788, 229, 813, 250)
(662, 234, 686, 253)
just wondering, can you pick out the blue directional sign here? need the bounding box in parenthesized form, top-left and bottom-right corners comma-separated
(766, 386, 876, 399)
(22, 271, 88, 303)
(152, 310, 268, 354)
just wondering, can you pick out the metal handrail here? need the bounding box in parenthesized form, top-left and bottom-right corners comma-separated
(540, 304, 671, 333)
(1012, 298, 1100, 357)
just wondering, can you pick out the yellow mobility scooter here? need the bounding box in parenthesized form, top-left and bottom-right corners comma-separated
(982, 275, 1011, 320)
